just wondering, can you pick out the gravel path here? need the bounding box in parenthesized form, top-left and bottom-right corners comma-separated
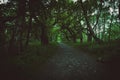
(38, 43, 109, 80)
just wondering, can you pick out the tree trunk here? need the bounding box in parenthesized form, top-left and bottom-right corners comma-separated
(108, 19, 112, 41)
(66, 27, 76, 42)
(17, 0, 26, 52)
(0, 23, 5, 47)
(80, 0, 103, 44)
(73, 34, 76, 43)
(0, 9, 6, 52)
(63, 30, 71, 41)
(87, 33, 92, 42)
(26, 15, 32, 47)
(80, 31, 83, 43)
(102, 15, 106, 41)
(32, 13, 49, 46)
(41, 24, 49, 45)
(9, 25, 16, 50)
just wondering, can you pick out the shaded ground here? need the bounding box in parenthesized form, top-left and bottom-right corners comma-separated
(37, 43, 106, 80)
(1, 43, 120, 80)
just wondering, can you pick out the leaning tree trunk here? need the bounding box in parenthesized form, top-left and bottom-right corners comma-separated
(80, 0, 103, 44)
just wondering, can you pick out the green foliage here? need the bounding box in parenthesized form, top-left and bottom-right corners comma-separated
(13, 43, 59, 70)
(0, 0, 120, 51)
(77, 40, 120, 60)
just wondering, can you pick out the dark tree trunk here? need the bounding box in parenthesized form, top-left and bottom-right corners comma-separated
(80, 35, 83, 43)
(63, 30, 71, 41)
(17, 0, 27, 52)
(73, 35, 76, 43)
(0, 23, 5, 47)
(9, 25, 16, 50)
(32, 13, 49, 46)
(79, 29, 83, 43)
(87, 33, 92, 42)
(41, 25, 49, 45)
(0, 8, 6, 50)
(26, 1, 33, 47)
(102, 15, 106, 40)
(66, 27, 76, 42)
(26, 15, 32, 47)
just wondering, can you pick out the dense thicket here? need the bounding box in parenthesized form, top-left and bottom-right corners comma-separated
(0, 0, 120, 53)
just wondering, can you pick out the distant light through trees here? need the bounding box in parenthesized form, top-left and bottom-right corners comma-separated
(72, 0, 78, 2)
(0, 0, 8, 4)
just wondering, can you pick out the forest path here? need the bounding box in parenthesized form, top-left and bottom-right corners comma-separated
(37, 43, 109, 80)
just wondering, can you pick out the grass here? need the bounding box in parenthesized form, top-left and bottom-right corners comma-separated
(65, 40, 120, 62)
(15, 43, 59, 69)
(75, 40, 120, 62)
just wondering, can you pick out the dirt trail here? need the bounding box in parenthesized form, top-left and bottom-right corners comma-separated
(38, 43, 109, 80)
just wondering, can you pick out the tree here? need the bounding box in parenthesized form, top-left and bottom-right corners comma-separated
(0, 0, 120, 54)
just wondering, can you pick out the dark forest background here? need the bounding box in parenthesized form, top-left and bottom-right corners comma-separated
(0, 0, 120, 79)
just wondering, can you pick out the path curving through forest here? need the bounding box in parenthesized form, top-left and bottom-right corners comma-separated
(37, 43, 109, 80)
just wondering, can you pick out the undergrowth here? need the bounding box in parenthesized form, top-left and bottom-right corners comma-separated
(0, 42, 59, 79)
(10, 43, 59, 73)
(77, 40, 120, 61)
